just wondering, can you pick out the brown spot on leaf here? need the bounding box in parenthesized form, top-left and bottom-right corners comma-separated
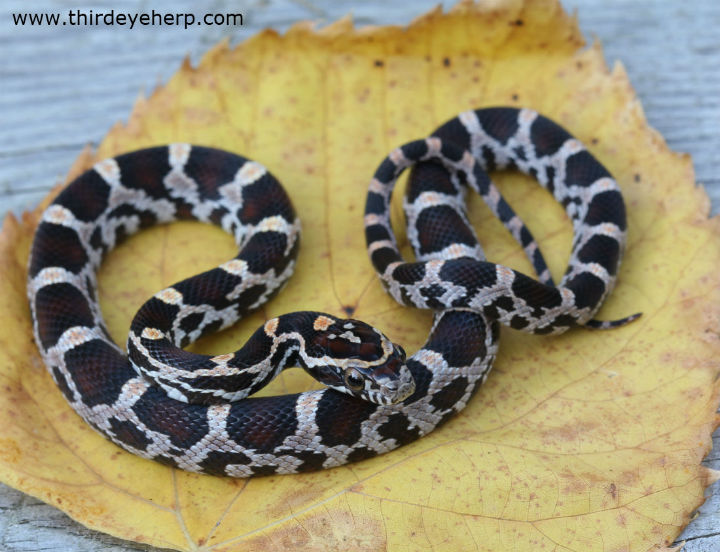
(243, 509, 386, 551)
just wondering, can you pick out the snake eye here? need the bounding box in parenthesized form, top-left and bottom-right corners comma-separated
(344, 367, 365, 392)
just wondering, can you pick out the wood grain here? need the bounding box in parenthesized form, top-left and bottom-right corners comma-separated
(1, 0, 717, 550)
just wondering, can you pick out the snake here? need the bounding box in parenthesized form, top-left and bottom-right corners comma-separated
(27, 107, 635, 477)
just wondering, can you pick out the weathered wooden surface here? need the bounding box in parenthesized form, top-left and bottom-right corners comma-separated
(1, 0, 718, 550)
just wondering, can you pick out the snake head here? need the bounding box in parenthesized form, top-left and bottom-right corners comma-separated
(305, 316, 415, 405)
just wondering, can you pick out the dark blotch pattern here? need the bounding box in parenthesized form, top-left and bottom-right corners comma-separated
(239, 231, 289, 274)
(513, 145, 527, 161)
(55, 170, 111, 222)
(424, 310, 488, 367)
(365, 224, 392, 244)
(199, 450, 252, 475)
(239, 179, 295, 225)
(418, 284, 447, 308)
(510, 315, 530, 330)
(34, 283, 94, 349)
(564, 151, 611, 187)
(109, 419, 152, 451)
(29, 223, 89, 277)
(183, 147, 245, 199)
(432, 115, 472, 150)
(416, 206, 476, 256)
(406, 161, 461, 202)
(153, 455, 180, 469)
(89, 227, 106, 257)
(115, 147, 172, 199)
(130, 296, 180, 336)
(133, 389, 209, 450)
(173, 267, 241, 309)
(370, 246, 402, 274)
(284, 450, 329, 473)
(226, 394, 299, 451)
(482, 295, 515, 320)
(476, 108, 521, 144)
(404, 359, 433, 403)
(400, 139, 430, 161)
(178, 312, 206, 335)
(345, 447, 376, 464)
(364, 191, 387, 216)
(429, 377, 469, 412)
(545, 165, 556, 193)
(65, 339, 135, 407)
(565, 272, 606, 310)
(479, 145, 497, 172)
(315, 391, 377, 448)
(584, 190, 627, 231)
(437, 259, 497, 302)
(510, 272, 562, 311)
(529, 114, 572, 157)
(378, 412, 421, 445)
(578, 234, 621, 276)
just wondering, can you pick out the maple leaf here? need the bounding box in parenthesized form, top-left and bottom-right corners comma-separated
(0, 1, 718, 550)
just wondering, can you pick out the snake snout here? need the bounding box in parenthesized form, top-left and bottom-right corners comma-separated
(382, 370, 416, 404)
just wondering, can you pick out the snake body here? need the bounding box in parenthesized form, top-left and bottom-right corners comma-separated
(28, 108, 632, 476)
(367, 107, 636, 333)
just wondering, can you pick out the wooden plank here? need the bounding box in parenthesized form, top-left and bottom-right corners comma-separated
(1, 0, 718, 550)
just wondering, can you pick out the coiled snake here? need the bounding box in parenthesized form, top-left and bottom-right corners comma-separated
(27, 107, 635, 476)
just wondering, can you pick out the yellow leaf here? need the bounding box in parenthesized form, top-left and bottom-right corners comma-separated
(1, 1, 719, 550)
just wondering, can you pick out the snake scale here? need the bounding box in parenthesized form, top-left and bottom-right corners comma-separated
(27, 107, 635, 476)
